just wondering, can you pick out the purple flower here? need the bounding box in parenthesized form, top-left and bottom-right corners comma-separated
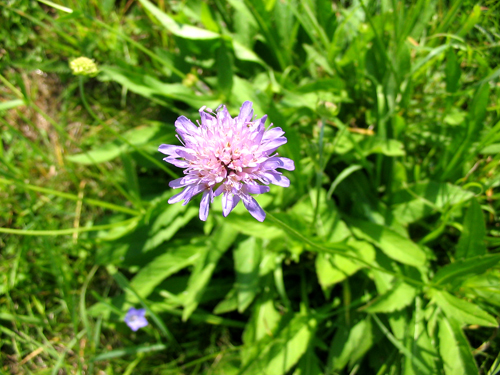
(124, 307, 148, 331)
(159, 101, 295, 222)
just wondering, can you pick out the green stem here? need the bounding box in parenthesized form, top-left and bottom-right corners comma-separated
(0, 218, 139, 236)
(312, 119, 325, 230)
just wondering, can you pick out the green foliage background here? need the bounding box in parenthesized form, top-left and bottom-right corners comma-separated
(1, 0, 500, 373)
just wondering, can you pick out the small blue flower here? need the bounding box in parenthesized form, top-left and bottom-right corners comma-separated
(124, 307, 148, 331)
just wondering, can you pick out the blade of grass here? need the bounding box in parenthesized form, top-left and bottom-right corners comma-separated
(37, 0, 73, 13)
(0, 217, 139, 236)
(80, 265, 99, 342)
(92, 344, 167, 362)
(327, 165, 363, 198)
(0, 177, 141, 215)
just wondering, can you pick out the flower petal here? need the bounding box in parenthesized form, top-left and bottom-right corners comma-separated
(175, 116, 199, 135)
(260, 137, 288, 154)
(158, 144, 184, 156)
(169, 175, 200, 188)
(237, 101, 254, 123)
(252, 115, 267, 143)
(163, 157, 189, 168)
(278, 157, 295, 171)
(214, 184, 225, 197)
(243, 184, 270, 195)
(263, 127, 285, 141)
(199, 111, 215, 127)
(127, 316, 148, 331)
(217, 105, 232, 123)
(260, 157, 295, 171)
(168, 185, 195, 204)
(260, 157, 282, 170)
(168, 184, 204, 204)
(199, 190, 211, 221)
(222, 192, 235, 217)
(183, 184, 206, 205)
(262, 171, 290, 187)
(242, 196, 266, 222)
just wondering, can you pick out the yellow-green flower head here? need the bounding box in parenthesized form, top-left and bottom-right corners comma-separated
(69, 57, 98, 77)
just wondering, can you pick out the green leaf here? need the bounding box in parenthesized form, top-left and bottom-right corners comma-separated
(303, 44, 333, 75)
(432, 254, 500, 287)
(328, 317, 374, 371)
(431, 289, 497, 327)
(349, 219, 426, 266)
(0, 99, 24, 112)
(67, 123, 168, 165)
(411, 45, 450, 75)
(445, 48, 461, 93)
(217, 38, 234, 99)
(92, 344, 167, 361)
(487, 351, 500, 375)
(391, 181, 474, 224)
(182, 224, 238, 321)
(456, 198, 486, 259)
(128, 244, 202, 301)
(442, 84, 490, 180)
(227, 214, 283, 239)
(315, 239, 375, 294)
(121, 153, 141, 205)
(404, 297, 439, 375)
(481, 143, 500, 155)
(100, 66, 220, 109)
(234, 237, 262, 313)
(475, 66, 500, 87)
(95, 206, 198, 266)
(294, 345, 323, 375)
(243, 288, 281, 345)
(361, 137, 406, 157)
(240, 314, 317, 375)
(232, 40, 266, 65)
(231, 76, 265, 116)
(461, 270, 500, 307)
(327, 164, 363, 198)
(438, 315, 479, 375)
(372, 313, 432, 375)
(67, 139, 125, 164)
(364, 281, 417, 313)
(213, 288, 239, 314)
(0, 312, 44, 325)
(457, 5, 481, 37)
(200, 2, 220, 33)
(138, 0, 220, 40)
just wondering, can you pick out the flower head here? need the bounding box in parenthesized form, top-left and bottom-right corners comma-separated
(124, 307, 148, 331)
(159, 101, 294, 222)
(69, 57, 98, 77)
